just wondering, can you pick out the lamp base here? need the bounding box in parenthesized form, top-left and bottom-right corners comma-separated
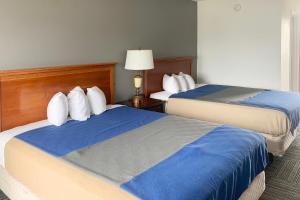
(132, 95, 144, 107)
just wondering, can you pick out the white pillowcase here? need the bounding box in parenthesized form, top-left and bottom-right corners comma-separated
(173, 74, 188, 92)
(179, 72, 196, 90)
(72, 86, 84, 92)
(68, 86, 91, 121)
(163, 74, 180, 94)
(150, 91, 172, 101)
(47, 92, 68, 126)
(87, 86, 107, 115)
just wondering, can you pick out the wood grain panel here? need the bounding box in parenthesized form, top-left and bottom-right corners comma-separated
(144, 57, 194, 97)
(0, 63, 116, 131)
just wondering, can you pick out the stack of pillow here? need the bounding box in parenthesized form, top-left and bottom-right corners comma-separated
(47, 86, 107, 126)
(163, 72, 196, 94)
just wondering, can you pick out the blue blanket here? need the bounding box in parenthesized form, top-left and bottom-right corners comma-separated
(16, 107, 268, 200)
(171, 84, 228, 99)
(16, 107, 166, 156)
(241, 91, 300, 133)
(122, 125, 268, 200)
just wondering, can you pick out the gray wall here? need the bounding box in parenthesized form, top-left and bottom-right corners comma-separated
(0, 0, 197, 101)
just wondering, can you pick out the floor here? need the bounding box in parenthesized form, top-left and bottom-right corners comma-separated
(1, 136, 300, 200)
(260, 135, 300, 200)
(0, 191, 8, 200)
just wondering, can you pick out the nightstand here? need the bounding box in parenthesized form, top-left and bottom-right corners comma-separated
(118, 98, 165, 113)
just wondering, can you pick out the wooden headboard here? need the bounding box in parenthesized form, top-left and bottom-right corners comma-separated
(144, 57, 193, 97)
(0, 63, 116, 131)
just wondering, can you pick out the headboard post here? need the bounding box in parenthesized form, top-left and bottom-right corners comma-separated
(109, 65, 115, 104)
(0, 63, 116, 131)
(144, 57, 194, 97)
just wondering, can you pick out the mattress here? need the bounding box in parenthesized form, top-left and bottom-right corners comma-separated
(262, 128, 298, 156)
(166, 98, 290, 137)
(0, 106, 268, 200)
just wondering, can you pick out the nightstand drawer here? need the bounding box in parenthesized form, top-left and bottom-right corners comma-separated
(145, 104, 164, 113)
(118, 98, 165, 113)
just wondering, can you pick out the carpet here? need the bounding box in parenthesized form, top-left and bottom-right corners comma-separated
(260, 135, 300, 200)
(0, 190, 8, 200)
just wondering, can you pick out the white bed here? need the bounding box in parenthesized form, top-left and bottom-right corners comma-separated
(150, 84, 298, 156)
(0, 109, 266, 200)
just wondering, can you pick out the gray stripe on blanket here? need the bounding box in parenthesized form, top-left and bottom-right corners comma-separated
(198, 86, 264, 103)
(63, 115, 218, 185)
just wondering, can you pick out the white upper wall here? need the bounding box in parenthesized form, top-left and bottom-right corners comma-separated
(197, 0, 282, 89)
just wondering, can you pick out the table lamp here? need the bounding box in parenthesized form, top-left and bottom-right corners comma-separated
(125, 50, 154, 106)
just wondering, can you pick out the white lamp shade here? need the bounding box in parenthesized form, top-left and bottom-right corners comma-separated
(125, 50, 154, 70)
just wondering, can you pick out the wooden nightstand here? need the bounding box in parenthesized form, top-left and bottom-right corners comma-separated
(118, 98, 165, 113)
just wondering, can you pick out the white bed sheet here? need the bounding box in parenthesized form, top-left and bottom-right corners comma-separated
(150, 84, 207, 101)
(0, 120, 50, 168)
(0, 105, 123, 168)
(150, 91, 173, 101)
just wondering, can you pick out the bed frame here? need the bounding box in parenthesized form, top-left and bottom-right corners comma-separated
(144, 57, 194, 97)
(0, 63, 116, 132)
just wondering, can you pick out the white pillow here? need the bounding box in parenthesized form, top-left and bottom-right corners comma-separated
(179, 72, 196, 90)
(72, 86, 84, 92)
(47, 92, 68, 126)
(162, 74, 180, 94)
(87, 86, 107, 115)
(68, 86, 91, 121)
(173, 74, 188, 92)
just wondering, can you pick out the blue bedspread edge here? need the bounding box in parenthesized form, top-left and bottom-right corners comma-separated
(122, 125, 268, 200)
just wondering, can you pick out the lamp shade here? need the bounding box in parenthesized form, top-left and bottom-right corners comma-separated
(125, 50, 154, 70)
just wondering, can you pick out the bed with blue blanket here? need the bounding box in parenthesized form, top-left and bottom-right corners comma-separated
(165, 84, 300, 155)
(1, 106, 268, 200)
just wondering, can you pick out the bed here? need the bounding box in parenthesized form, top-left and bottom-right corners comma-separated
(145, 57, 300, 156)
(0, 63, 268, 200)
